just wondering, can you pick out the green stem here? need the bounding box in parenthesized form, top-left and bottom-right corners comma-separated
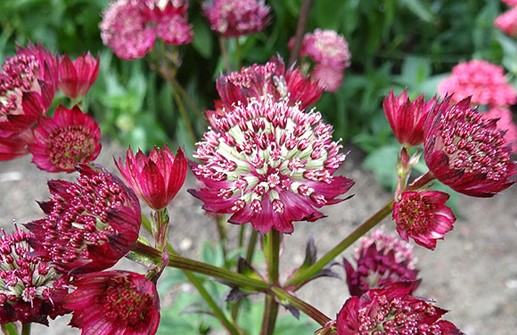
(215, 214, 229, 264)
(169, 76, 204, 120)
(21, 323, 30, 335)
(272, 287, 331, 326)
(285, 200, 394, 289)
(219, 37, 231, 73)
(245, 230, 258, 263)
(260, 230, 281, 335)
(169, 80, 197, 145)
(288, 0, 313, 67)
(132, 241, 270, 291)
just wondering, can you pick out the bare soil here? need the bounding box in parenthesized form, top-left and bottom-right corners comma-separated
(1, 140, 516, 335)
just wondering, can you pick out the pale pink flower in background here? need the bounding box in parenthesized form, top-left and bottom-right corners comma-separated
(502, 0, 517, 6)
(202, 0, 270, 37)
(311, 63, 345, 92)
(296, 29, 351, 69)
(437, 60, 517, 107)
(482, 107, 517, 153)
(495, 6, 517, 37)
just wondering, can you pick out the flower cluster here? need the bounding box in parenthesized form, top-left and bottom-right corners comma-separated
(496, 0, 517, 36)
(344, 229, 419, 296)
(202, 0, 270, 37)
(0, 45, 102, 171)
(291, 29, 351, 92)
(0, 228, 68, 325)
(100, 0, 193, 60)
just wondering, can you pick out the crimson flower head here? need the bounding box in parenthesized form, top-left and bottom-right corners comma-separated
(209, 56, 322, 126)
(344, 229, 419, 296)
(116, 146, 188, 210)
(25, 164, 141, 274)
(28, 105, 101, 173)
(100, 0, 192, 60)
(63, 271, 160, 335)
(202, 0, 270, 38)
(424, 96, 517, 197)
(58, 52, 100, 100)
(0, 227, 68, 325)
(0, 43, 58, 137)
(482, 107, 517, 153)
(437, 60, 517, 107)
(393, 190, 456, 250)
(190, 96, 355, 234)
(383, 89, 436, 147)
(336, 282, 464, 335)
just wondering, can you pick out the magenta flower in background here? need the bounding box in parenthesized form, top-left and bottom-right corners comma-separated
(336, 282, 464, 335)
(63, 271, 160, 335)
(383, 89, 436, 147)
(25, 164, 141, 274)
(208, 56, 322, 127)
(437, 60, 517, 107)
(100, 0, 192, 60)
(495, 6, 517, 37)
(344, 229, 419, 296)
(0, 43, 58, 137)
(28, 105, 101, 173)
(116, 146, 188, 210)
(424, 96, 517, 197)
(190, 96, 354, 234)
(482, 107, 517, 153)
(503, 0, 517, 5)
(393, 190, 456, 250)
(0, 227, 68, 325)
(202, 0, 270, 37)
(58, 52, 100, 100)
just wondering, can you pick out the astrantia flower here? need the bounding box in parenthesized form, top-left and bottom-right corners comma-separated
(0, 128, 33, 160)
(424, 96, 517, 197)
(63, 271, 160, 335)
(495, 7, 517, 37)
(297, 29, 351, 69)
(336, 282, 464, 335)
(28, 105, 101, 173)
(210, 56, 322, 125)
(58, 52, 100, 100)
(383, 89, 436, 147)
(311, 63, 345, 93)
(189, 96, 354, 233)
(115, 146, 187, 210)
(0, 44, 58, 136)
(344, 229, 419, 296)
(100, 0, 192, 60)
(482, 107, 517, 153)
(437, 60, 517, 107)
(393, 190, 456, 250)
(0, 227, 68, 325)
(25, 164, 141, 274)
(202, 0, 270, 37)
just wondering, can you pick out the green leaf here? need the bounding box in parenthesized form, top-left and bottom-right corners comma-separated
(362, 144, 400, 190)
(192, 17, 213, 59)
(400, 0, 434, 22)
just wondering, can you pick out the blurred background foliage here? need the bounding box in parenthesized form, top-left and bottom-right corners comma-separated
(0, 0, 516, 188)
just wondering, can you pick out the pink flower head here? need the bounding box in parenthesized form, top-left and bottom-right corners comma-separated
(0, 44, 58, 137)
(190, 96, 355, 234)
(495, 7, 517, 37)
(209, 56, 322, 126)
(145, 0, 193, 46)
(336, 282, 464, 335)
(344, 229, 419, 296)
(115, 145, 188, 210)
(437, 60, 517, 107)
(100, 0, 156, 60)
(0, 227, 68, 325)
(383, 89, 436, 147)
(28, 105, 101, 173)
(25, 164, 141, 274)
(503, 0, 517, 5)
(424, 96, 517, 197)
(482, 107, 517, 153)
(297, 29, 351, 69)
(393, 190, 456, 250)
(58, 52, 100, 100)
(63, 271, 160, 335)
(202, 0, 270, 38)
(311, 63, 345, 92)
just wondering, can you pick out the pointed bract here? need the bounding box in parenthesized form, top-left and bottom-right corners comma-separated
(58, 52, 100, 99)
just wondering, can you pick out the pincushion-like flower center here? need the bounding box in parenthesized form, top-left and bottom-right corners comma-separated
(2, 54, 41, 93)
(439, 106, 510, 180)
(48, 125, 97, 171)
(396, 194, 435, 235)
(194, 98, 344, 216)
(104, 278, 153, 325)
(0, 230, 63, 305)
